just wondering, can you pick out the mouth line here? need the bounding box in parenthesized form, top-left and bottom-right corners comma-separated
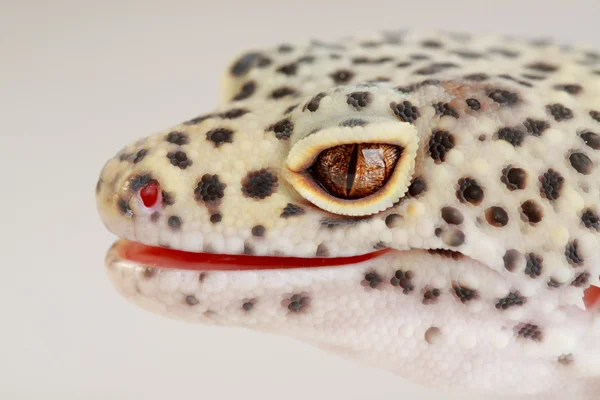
(115, 240, 392, 271)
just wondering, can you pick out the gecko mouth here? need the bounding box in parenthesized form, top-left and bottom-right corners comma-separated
(112, 240, 600, 310)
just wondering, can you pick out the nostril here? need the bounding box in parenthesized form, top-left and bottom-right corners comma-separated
(139, 182, 161, 209)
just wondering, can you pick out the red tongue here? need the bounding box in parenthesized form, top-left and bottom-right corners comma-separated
(117, 240, 390, 271)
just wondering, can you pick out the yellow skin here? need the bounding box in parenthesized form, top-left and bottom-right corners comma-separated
(96, 31, 600, 399)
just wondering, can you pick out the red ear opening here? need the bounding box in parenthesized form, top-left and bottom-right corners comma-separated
(584, 285, 600, 310)
(139, 182, 160, 209)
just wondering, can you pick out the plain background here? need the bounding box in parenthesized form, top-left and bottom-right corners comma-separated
(2, 0, 599, 399)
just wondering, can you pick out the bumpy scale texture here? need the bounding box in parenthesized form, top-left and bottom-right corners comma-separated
(96, 31, 600, 399)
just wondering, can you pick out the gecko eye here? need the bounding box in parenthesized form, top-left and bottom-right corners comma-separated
(285, 120, 419, 216)
(309, 143, 401, 199)
(138, 181, 161, 210)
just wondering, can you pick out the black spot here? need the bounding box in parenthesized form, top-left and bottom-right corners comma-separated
(364, 272, 382, 289)
(526, 62, 558, 73)
(489, 48, 520, 58)
(453, 283, 477, 303)
(421, 40, 443, 48)
(422, 288, 441, 304)
(284, 104, 299, 114)
(150, 212, 160, 222)
(466, 98, 480, 110)
(498, 74, 533, 88)
(496, 127, 526, 147)
(281, 203, 305, 218)
(184, 113, 216, 125)
(269, 118, 294, 140)
(485, 206, 509, 227)
(242, 301, 254, 311)
(396, 61, 412, 68)
(133, 149, 148, 164)
(303, 92, 326, 112)
(206, 128, 234, 147)
(581, 208, 600, 231)
(488, 89, 519, 106)
(503, 249, 521, 272)
(565, 241, 584, 266)
(185, 295, 199, 306)
(591, 111, 600, 123)
(194, 174, 226, 203)
(453, 50, 483, 59)
(391, 270, 415, 294)
(210, 213, 222, 224)
(287, 294, 310, 312)
(330, 69, 354, 84)
(230, 52, 271, 76)
(456, 177, 484, 205)
(162, 191, 174, 206)
(165, 131, 190, 145)
(501, 165, 527, 190)
(478, 134, 486, 141)
(277, 63, 298, 76)
(517, 323, 543, 342)
(271, 87, 298, 99)
(221, 108, 249, 119)
(117, 198, 132, 217)
(463, 73, 489, 81)
(547, 104, 574, 122)
(251, 225, 265, 237)
(277, 44, 294, 53)
(441, 206, 464, 225)
(521, 200, 544, 224)
(390, 101, 420, 123)
(428, 248, 463, 260)
(434, 102, 459, 118)
(580, 130, 600, 150)
(441, 228, 465, 247)
(408, 176, 427, 197)
(347, 91, 373, 110)
(558, 354, 574, 366)
(539, 169, 564, 201)
(547, 279, 562, 288)
(241, 169, 278, 199)
(232, 81, 256, 101)
(298, 55, 315, 64)
(572, 272, 591, 287)
(569, 152, 593, 175)
(316, 243, 329, 256)
(340, 118, 368, 127)
(523, 118, 550, 136)
(129, 174, 154, 191)
(554, 84, 583, 95)
(385, 213, 402, 228)
(415, 62, 458, 75)
(428, 130, 455, 163)
(167, 215, 181, 229)
(167, 151, 193, 169)
(524, 253, 543, 279)
(496, 291, 526, 310)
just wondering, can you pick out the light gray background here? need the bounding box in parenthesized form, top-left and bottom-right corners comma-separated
(2, 0, 598, 399)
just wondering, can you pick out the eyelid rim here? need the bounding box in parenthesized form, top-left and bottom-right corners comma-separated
(284, 121, 419, 216)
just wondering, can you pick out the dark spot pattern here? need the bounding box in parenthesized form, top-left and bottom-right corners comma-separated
(539, 169, 564, 201)
(496, 127, 525, 147)
(271, 87, 298, 99)
(230, 52, 271, 76)
(284, 104, 299, 114)
(129, 174, 154, 191)
(390, 100, 420, 123)
(221, 108, 249, 119)
(133, 149, 148, 164)
(185, 295, 199, 306)
(242, 301, 255, 311)
(364, 272, 382, 289)
(503, 249, 521, 272)
(117, 198, 132, 217)
(521, 200, 544, 224)
(554, 84, 583, 95)
(581, 208, 600, 231)
(270, 118, 294, 140)
(525, 253, 543, 279)
(565, 241, 584, 266)
(251, 225, 265, 237)
(466, 98, 480, 110)
(428, 248, 463, 260)
(340, 118, 368, 127)
(303, 92, 326, 112)
(347, 91, 373, 110)
(485, 206, 509, 227)
(166, 131, 190, 145)
(547, 104, 574, 122)
(569, 152, 593, 175)
(281, 203, 305, 218)
(385, 213, 402, 228)
(456, 177, 484, 205)
(330, 69, 354, 84)
(434, 102, 459, 118)
(453, 283, 477, 303)
(206, 128, 234, 147)
(167, 215, 181, 229)
(517, 323, 543, 342)
(408, 176, 427, 197)
(572, 272, 590, 287)
(210, 213, 222, 224)
(501, 166, 527, 190)
(390, 270, 415, 294)
(464, 73, 489, 81)
(488, 89, 519, 106)
(523, 118, 549, 137)
(423, 289, 441, 305)
(580, 130, 600, 150)
(232, 81, 256, 101)
(167, 151, 193, 169)
(558, 354, 574, 366)
(441, 228, 465, 247)
(287, 294, 310, 312)
(591, 111, 600, 122)
(415, 62, 458, 75)
(496, 291, 526, 310)
(241, 169, 278, 199)
(195, 174, 226, 203)
(526, 62, 558, 72)
(277, 63, 298, 76)
(441, 206, 464, 225)
(428, 130, 455, 163)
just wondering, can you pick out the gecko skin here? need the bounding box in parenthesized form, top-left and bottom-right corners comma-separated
(96, 31, 600, 399)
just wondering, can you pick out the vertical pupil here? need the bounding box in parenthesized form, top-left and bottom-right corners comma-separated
(140, 182, 160, 208)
